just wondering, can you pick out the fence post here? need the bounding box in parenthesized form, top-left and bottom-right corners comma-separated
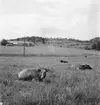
(23, 37, 25, 56)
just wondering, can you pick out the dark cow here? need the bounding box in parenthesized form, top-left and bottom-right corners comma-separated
(60, 60, 68, 63)
(78, 64, 92, 70)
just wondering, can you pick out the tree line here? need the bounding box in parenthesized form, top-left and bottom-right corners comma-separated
(1, 36, 100, 51)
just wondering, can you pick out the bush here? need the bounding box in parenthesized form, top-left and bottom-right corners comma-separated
(0, 39, 8, 46)
(85, 46, 92, 50)
(90, 37, 100, 50)
(92, 41, 100, 50)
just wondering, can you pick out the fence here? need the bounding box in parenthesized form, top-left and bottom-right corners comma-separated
(0, 45, 98, 57)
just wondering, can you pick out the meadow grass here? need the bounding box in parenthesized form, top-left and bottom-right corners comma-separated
(0, 65, 100, 105)
(0, 46, 98, 56)
(0, 45, 99, 105)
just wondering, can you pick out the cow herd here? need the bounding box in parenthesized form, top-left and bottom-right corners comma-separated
(18, 58, 92, 82)
(59, 59, 92, 70)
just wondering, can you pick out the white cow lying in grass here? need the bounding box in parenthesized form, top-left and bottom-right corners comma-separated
(0, 102, 3, 105)
(18, 67, 49, 82)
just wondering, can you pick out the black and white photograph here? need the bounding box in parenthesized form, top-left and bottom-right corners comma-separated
(0, 0, 100, 105)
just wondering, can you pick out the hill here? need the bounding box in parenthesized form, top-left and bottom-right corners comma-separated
(1, 36, 100, 51)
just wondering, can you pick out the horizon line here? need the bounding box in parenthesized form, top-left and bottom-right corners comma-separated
(5, 35, 99, 41)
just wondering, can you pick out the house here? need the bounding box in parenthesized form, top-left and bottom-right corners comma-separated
(8, 41, 34, 46)
(6, 43, 13, 46)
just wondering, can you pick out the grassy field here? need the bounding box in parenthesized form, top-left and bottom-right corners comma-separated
(0, 45, 99, 55)
(0, 46, 100, 105)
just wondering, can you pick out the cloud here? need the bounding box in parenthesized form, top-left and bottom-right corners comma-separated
(0, 0, 99, 40)
(0, 0, 5, 15)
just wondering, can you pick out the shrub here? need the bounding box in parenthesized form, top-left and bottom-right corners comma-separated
(0, 39, 8, 46)
(90, 37, 100, 50)
(92, 41, 100, 50)
(85, 46, 92, 50)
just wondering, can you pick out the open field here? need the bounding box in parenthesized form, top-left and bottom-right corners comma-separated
(0, 45, 99, 56)
(0, 46, 100, 105)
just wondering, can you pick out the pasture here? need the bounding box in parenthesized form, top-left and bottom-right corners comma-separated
(0, 45, 99, 55)
(0, 45, 100, 105)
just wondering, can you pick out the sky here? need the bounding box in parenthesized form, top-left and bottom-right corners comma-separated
(0, 0, 100, 40)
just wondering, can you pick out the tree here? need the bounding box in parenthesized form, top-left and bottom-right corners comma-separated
(0, 39, 8, 46)
(92, 41, 100, 50)
(41, 38, 46, 44)
(90, 37, 100, 50)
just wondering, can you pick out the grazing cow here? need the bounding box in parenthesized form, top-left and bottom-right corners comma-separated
(18, 68, 41, 81)
(60, 60, 68, 63)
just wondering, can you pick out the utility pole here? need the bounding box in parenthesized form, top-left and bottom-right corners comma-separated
(23, 36, 25, 57)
